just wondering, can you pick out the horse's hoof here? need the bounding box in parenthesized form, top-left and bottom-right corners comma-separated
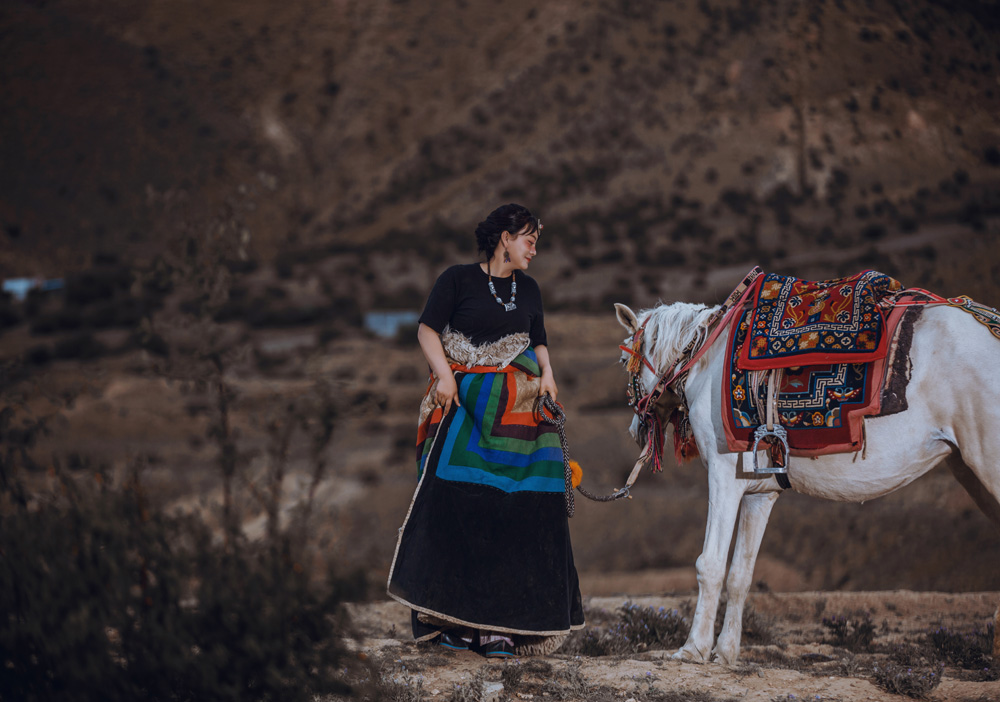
(671, 647, 707, 663)
(710, 650, 738, 666)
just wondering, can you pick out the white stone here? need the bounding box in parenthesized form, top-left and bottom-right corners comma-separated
(483, 681, 505, 702)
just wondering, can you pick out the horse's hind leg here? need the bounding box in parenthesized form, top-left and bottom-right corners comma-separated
(673, 453, 744, 663)
(944, 453, 1000, 529)
(713, 490, 779, 665)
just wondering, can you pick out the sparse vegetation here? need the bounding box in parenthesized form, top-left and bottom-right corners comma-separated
(0, 456, 355, 702)
(927, 625, 998, 680)
(445, 666, 487, 702)
(346, 651, 425, 702)
(563, 603, 689, 656)
(821, 612, 876, 652)
(871, 661, 944, 698)
(0, 196, 361, 702)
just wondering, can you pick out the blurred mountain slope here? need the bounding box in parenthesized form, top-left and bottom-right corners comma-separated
(2, 0, 998, 304)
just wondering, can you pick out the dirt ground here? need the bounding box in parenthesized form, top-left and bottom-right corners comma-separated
(346, 590, 1000, 702)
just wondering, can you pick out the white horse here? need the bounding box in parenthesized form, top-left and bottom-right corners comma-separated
(614, 299, 1000, 664)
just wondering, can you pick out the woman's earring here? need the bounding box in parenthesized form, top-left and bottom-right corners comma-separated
(503, 249, 511, 263)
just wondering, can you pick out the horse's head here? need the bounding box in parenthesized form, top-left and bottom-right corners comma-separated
(615, 303, 675, 445)
(615, 301, 714, 445)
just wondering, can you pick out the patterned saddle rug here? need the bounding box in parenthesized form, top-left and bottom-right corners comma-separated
(739, 270, 903, 370)
(723, 270, 909, 458)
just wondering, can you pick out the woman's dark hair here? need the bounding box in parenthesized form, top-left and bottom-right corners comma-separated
(475, 203, 539, 259)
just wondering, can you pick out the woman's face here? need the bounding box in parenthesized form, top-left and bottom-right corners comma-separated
(504, 224, 539, 270)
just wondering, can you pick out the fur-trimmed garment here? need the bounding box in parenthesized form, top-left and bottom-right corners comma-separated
(387, 332, 584, 653)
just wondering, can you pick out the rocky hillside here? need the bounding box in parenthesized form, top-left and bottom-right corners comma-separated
(3, 0, 1000, 599)
(2, 0, 999, 309)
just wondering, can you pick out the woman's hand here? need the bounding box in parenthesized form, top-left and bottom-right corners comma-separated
(418, 323, 462, 415)
(535, 344, 558, 402)
(434, 372, 461, 416)
(539, 369, 558, 402)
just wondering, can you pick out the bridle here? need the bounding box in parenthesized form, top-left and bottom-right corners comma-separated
(618, 320, 656, 409)
(619, 267, 765, 485)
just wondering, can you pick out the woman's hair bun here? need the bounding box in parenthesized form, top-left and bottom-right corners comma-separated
(475, 203, 539, 258)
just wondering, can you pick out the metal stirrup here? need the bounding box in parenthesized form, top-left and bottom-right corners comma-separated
(751, 424, 789, 474)
(751, 369, 789, 474)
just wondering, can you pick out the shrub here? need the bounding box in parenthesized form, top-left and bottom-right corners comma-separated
(500, 660, 524, 692)
(837, 652, 867, 677)
(445, 666, 486, 702)
(1, 348, 354, 702)
(615, 602, 689, 651)
(345, 651, 425, 702)
(563, 603, 688, 656)
(821, 612, 876, 652)
(871, 661, 944, 698)
(740, 606, 776, 645)
(563, 627, 617, 657)
(0, 468, 354, 702)
(927, 625, 997, 677)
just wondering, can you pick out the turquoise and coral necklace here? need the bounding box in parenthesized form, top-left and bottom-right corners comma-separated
(486, 263, 517, 312)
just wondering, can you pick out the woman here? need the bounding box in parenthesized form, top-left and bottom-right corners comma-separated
(386, 203, 584, 658)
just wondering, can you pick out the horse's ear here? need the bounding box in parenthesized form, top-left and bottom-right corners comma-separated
(614, 303, 639, 335)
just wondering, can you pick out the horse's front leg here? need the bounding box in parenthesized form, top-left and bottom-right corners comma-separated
(673, 454, 744, 663)
(713, 490, 779, 664)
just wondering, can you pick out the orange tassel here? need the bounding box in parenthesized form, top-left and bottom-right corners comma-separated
(626, 328, 645, 376)
(569, 460, 582, 488)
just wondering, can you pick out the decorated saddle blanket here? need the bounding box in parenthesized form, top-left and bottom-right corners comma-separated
(738, 270, 903, 370)
(688, 269, 1000, 463)
(723, 272, 914, 458)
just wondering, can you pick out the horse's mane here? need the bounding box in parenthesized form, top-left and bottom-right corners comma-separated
(637, 302, 720, 374)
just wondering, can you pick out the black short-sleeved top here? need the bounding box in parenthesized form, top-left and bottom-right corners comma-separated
(419, 263, 547, 347)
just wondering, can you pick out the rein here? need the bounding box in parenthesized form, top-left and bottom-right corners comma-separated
(535, 394, 632, 518)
